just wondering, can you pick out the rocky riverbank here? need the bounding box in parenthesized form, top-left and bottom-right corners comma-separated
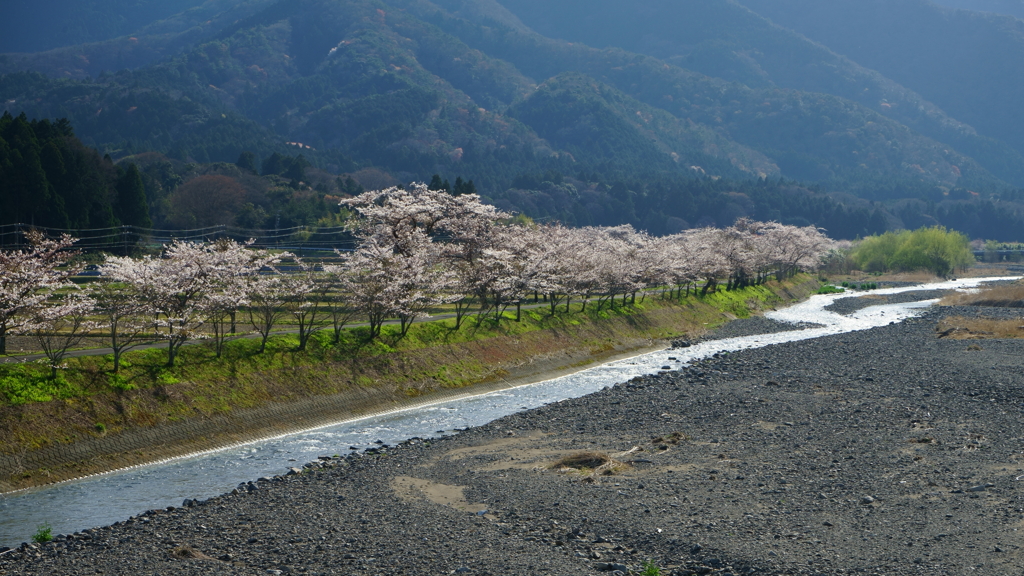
(4, 297, 1023, 575)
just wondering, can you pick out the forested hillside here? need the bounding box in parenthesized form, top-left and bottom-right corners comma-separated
(3, 0, 1024, 240)
(740, 0, 1024, 162)
(0, 0, 208, 53)
(496, 0, 1024, 187)
(0, 0, 1008, 192)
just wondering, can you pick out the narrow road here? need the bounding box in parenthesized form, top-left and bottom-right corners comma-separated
(0, 294, 648, 364)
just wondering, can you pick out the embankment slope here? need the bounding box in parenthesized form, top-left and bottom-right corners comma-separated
(0, 277, 819, 491)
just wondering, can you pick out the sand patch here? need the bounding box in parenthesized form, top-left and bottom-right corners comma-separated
(391, 475, 490, 515)
(439, 431, 550, 462)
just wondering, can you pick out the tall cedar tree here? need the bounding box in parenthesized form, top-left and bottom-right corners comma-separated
(0, 112, 125, 229)
(115, 164, 152, 228)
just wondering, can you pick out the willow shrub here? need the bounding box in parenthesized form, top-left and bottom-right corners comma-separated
(850, 226, 974, 277)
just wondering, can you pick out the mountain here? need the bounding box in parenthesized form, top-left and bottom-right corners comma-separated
(739, 0, 1024, 165)
(492, 0, 1024, 187)
(0, 0, 281, 79)
(5, 0, 1006, 194)
(0, 0, 210, 53)
(4, 0, 1024, 239)
(506, 72, 778, 181)
(412, 0, 1004, 191)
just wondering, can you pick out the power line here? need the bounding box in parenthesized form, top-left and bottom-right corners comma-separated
(0, 223, 358, 253)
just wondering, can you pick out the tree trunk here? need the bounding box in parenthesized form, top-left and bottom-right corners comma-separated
(454, 300, 471, 330)
(111, 328, 121, 372)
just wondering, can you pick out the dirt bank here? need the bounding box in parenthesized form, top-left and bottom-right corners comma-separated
(0, 278, 820, 492)
(3, 296, 1021, 575)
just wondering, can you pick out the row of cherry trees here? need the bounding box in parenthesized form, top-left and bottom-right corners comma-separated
(339, 184, 833, 333)
(0, 184, 834, 374)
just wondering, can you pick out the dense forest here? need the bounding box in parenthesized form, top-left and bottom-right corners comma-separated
(0, 112, 148, 230)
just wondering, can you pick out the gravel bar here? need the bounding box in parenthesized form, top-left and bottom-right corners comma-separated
(823, 290, 953, 315)
(3, 305, 1024, 575)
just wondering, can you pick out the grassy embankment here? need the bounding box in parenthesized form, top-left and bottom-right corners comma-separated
(0, 276, 819, 490)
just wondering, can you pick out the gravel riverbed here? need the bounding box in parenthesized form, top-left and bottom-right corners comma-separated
(3, 302, 1024, 576)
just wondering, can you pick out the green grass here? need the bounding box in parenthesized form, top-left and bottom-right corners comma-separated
(694, 283, 786, 318)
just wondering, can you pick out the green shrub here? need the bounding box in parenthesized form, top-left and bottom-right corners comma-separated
(31, 523, 52, 544)
(817, 285, 845, 294)
(850, 226, 973, 277)
(640, 560, 662, 576)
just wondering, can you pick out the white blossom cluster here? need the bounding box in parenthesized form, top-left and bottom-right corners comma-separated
(339, 183, 835, 333)
(0, 184, 834, 372)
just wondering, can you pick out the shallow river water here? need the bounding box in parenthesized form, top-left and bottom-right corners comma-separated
(0, 277, 1017, 547)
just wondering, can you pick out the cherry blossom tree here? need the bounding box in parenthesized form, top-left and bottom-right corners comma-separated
(103, 240, 220, 367)
(241, 248, 295, 353)
(468, 226, 532, 321)
(341, 183, 507, 256)
(682, 227, 731, 294)
(90, 277, 154, 373)
(343, 183, 509, 330)
(201, 239, 259, 357)
(338, 236, 406, 339)
(286, 258, 333, 351)
(583, 226, 651, 308)
(340, 231, 453, 340)
(0, 231, 81, 355)
(28, 290, 97, 378)
(321, 260, 358, 345)
(245, 271, 293, 353)
(653, 234, 701, 298)
(761, 222, 834, 279)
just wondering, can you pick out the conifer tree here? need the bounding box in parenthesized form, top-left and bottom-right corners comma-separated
(115, 163, 152, 228)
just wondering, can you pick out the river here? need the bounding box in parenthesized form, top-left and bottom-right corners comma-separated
(0, 276, 1016, 547)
